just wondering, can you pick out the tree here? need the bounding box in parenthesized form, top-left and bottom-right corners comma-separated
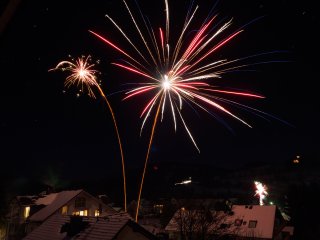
(170, 200, 239, 240)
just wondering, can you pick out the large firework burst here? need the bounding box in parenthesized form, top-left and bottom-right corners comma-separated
(49, 55, 128, 212)
(90, 0, 273, 221)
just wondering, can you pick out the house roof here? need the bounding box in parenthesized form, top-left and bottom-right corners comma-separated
(35, 193, 60, 205)
(24, 213, 69, 240)
(23, 212, 157, 240)
(75, 213, 133, 240)
(165, 204, 281, 239)
(29, 189, 83, 222)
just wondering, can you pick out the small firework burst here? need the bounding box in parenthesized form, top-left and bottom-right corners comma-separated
(49, 55, 100, 98)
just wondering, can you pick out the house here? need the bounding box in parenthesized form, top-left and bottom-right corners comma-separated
(23, 212, 158, 240)
(225, 205, 290, 239)
(5, 189, 116, 239)
(165, 204, 293, 240)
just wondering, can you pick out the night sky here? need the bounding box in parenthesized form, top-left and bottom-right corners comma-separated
(0, 0, 319, 195)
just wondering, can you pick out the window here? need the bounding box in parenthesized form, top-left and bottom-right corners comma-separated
(79, 210, 87, 216)
(95, 210, 100, 217)
(154, 204, 164, 214)
(73, 211, 78, 216)
(248, 220, 257, 228)
(24, 206, 30, 219)
(235, 219, 243, 226)
(73, 210, 88, 216)
(61, 205, 68, 215)
(75, 197, 86, 208)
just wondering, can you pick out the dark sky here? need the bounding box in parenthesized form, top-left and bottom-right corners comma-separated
(0, 0, 319, 193)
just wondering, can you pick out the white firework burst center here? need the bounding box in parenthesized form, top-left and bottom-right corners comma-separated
(78, 69, 88, 77)
(162, 74, 172, 90)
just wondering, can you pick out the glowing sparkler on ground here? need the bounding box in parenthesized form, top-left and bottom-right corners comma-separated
(49, 55, 127, 212)
(254, 181, 268, 205)
(89, 0, 273, 221)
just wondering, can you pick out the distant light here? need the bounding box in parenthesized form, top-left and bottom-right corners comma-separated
(270, 201, 274, 205)
(293, 155, 300, 164)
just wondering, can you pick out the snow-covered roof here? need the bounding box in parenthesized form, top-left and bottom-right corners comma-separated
(16, 191, 81, 208)
(23, 212, 156, 240)
(34, 193, 59, 206)
(29, 190, 83, 222)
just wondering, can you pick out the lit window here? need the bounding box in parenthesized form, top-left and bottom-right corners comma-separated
(154, 204, 164, 214)
(248, 220, 257, 228)
(73, 210, 88, 216)
(24, 206, 30, 219)
(79, 210, 88, 216)
(61, 206, 68, 215)
(95, 210, 100, 217)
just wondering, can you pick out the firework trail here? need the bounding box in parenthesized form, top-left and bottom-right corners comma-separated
(89, 0, 277, 221)
(49, 55, 127, 212)
(254, 181, 268, 205)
